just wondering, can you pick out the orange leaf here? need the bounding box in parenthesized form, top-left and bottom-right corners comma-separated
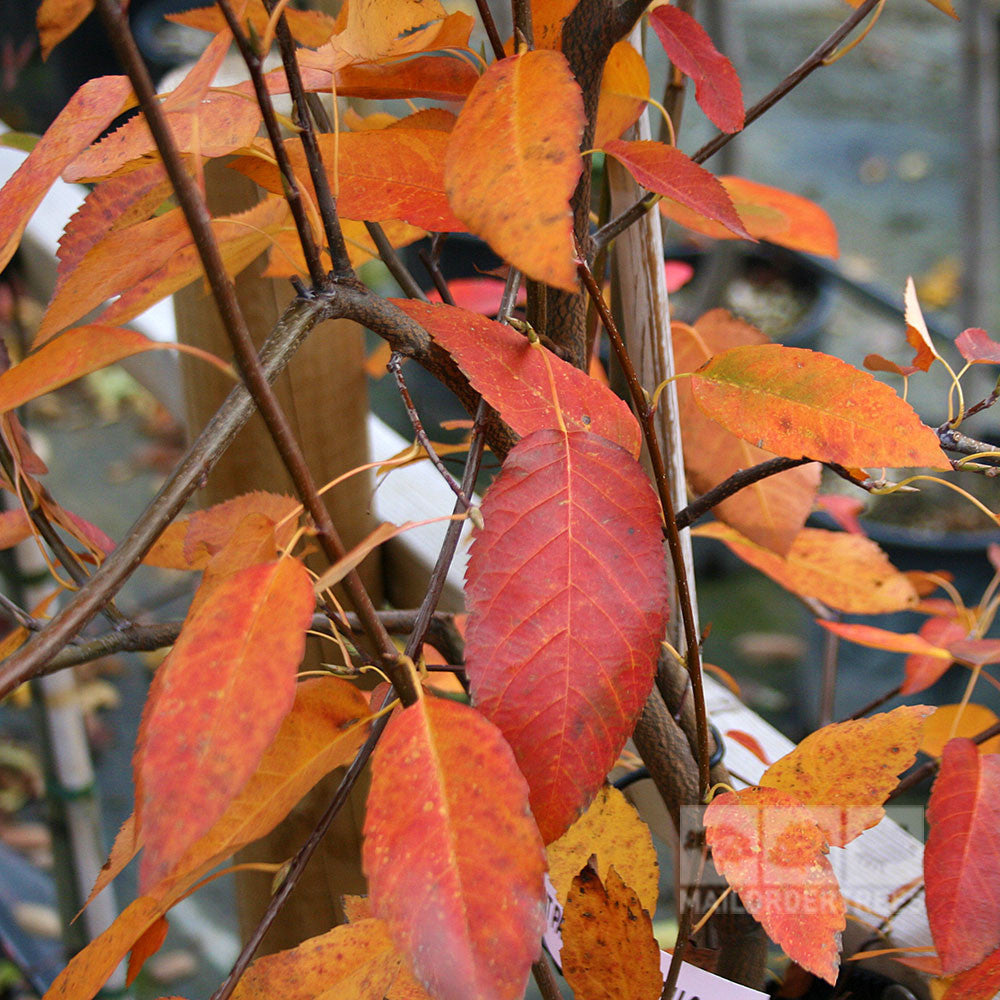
(661, 177, 839, 259)
(904, 621, 965, 687)
(0, 507, 33, 550)
(944, 946, 1000, 1000)
(690, 344, 950, 469)
(817, 620, 953, 659)
(231, 131, 463, 232)
(334, 56, 479, 102)
(42, 895, 166, 1000)
(693, 523, 917, 614)
(0, 326, 199, 414)
(593, 41, 650, 148)
(36, 0, 93, 58)
(604, 141, 749, 239)
(925, 739, 1000, 972)
(903, 277, 938, 372)
(168, 2, 337, 46)
(956, 328, 1000, 366)
(726, 730, 771, 765)
(64, 92, 262, 183)
(921, 706, 1000, 757)
(126, 916, 168, 987)
(229, 920, 400, 1000)
(561, 865, 663, 1000)
(135, 558, 315, 890)
(673, 312, 819, 556)
(529, 0, 577, 49)
(393, 299, 641, 457)
(445, 50, 584, 292)
(760, 706, 933, 847)
(648, 5, 744, 133)
(332, 0, 447, 62)
(0, 75, 133, 273)
(144, 492, 300, 571)
(546, 786, 659, 913)
(705, 786, 845, 983)
(465, 430, 670, 842)
(363, 696, 546, 1000)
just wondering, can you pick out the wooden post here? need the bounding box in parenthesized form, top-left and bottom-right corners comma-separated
(174, 163, 380, 951)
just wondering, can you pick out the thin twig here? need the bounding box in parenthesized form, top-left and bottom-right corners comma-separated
(217, 0, 326, 287)
(577, 256, 710, 796)
(366, 221, 429, 301)
(474, 0, 506, 60)
(418, 245, 454, 304)
(531, 956, 563, 1000)
(97, 0, 420, 707)
(0, 591, 40, 631)
(389, 353, 471, 508)
(593, 0, 884, 251)
(260, 0, 353, 277)
(512, 0, 534, 48)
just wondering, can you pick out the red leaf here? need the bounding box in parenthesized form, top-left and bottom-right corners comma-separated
(704, 786, 845, 983)
(0, 75, 133, 273)
(393, 299, 641, 457)
(925, 739, 1000, 973)
(363, 696, 546, 1000)
(445, 51, 585, 291)
(648, 5, 744, 133)
(690, 344, 951, 469)
(126, 917, 168, 987)
(0, 508, 33, 550)
(334, 55, 479, 101)
(465, 430, 670, 841)
(945, 946, 1000, 1000)
(726, 730, 771, 765)
(135, 558, 315, 889)
(956, 328, 1000, 366)
(902, 617, 964, 694)
(604, 141, 748, 239)
(817, 620, 952, 659)
(814, 494, 865, 535)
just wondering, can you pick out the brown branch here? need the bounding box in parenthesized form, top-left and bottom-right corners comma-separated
(577, 256, 711, 796)
(593, 0, 884, 251)
(216, 0, 326, 287)
(365, 221, 428, 301)
(259, 0, 354, 277)
(98, 0, 421, 706)
(475, 0, 506, 60)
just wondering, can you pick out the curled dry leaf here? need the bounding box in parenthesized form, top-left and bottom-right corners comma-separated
(561, 865, 663, 1000)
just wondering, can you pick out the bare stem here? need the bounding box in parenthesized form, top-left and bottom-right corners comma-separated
(577, 256, 710, 796)
(475, 0, 507, 60)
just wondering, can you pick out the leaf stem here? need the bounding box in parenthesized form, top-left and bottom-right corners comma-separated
(577, 256, 711, 796)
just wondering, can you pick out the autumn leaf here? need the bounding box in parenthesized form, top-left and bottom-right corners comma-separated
(690, 344, 950, 469)
(167, 1, 336, 46)
(465, 430, 670, 842)
(925, 739, 1000, 973)
(36, 0, 93, 58)
(0, 326, 223, 414)
(903, 277, 939, 372)
(547, 786, 659, 913)
(956, 328, 1000, 366)
(445, 50, 585, 292)
(229, 920, 401, 1000)
(331, 0, 447, 61)
(135, 558, 315, 890)
(0, 75, 133, 274)
(393, 299, 641, 457)
(603, 141, 749, 239)
(902, 618, 965, 694)
(817, 620, 953, 659)
(660, 177, 838, 258)
(126, 917, 168, 986)
(561, 865, 663, 1000)
(363, 695, 546, 1000)
(0, 508, 33, 550)
(333, 55, 478, 102)
(693, 523, 917, 614)
(673, 312, 820, 556)
(593, 42, 650, 149)
(944, 946, 1000, 1000)
(92, 678, 370, 907)
(705, 786, 845, 983)
(760, 706, 933, 847)
(648, 5, 744, 132)
(144, 492, 300, 571)
(230, 131, 464, 232)
(921, 706, 1000, 757)
(64, 92, 262, 183)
